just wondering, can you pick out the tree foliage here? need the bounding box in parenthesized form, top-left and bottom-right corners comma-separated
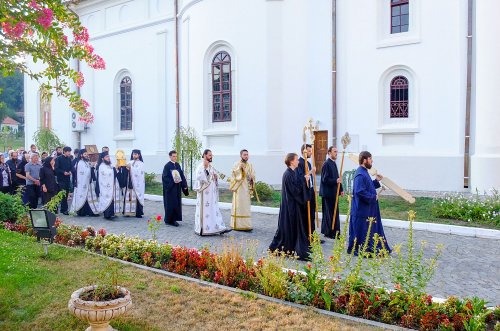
(0, 0, 106, 123)
(0, 70, 23, 111)
(171, 126, 203, 172)
(32, 127, 63, 152)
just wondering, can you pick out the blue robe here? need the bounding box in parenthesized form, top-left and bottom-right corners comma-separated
(347, 166, 391, 255)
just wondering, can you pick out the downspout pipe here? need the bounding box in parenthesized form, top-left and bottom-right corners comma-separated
(331, 0, 337, 147)
(464, 0, 473, 188)
(174, 0, 181, 134)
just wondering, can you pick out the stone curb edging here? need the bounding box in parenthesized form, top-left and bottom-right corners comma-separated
(75, 246, 410, 331)
(144, 194, 500, 240)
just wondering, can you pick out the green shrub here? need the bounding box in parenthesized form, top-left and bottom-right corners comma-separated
(145, 172, 156, 185)
(432, 189, 500, 227)
(255, 181, 274, 201)
(0, 192, 27, 222)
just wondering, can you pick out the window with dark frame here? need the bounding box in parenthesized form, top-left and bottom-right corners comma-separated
(120, 76, 132, 130)
(390, 76, 409, 118)
(391, 0, 409, 34)
(212, 51, 232, 122)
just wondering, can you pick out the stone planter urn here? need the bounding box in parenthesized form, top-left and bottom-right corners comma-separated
(68, 285, 132, 331)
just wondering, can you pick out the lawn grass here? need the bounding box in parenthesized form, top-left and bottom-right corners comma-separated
(0, 134, 24, 152)
(0, 229, 375, 331)
(146, 182, 499, 229)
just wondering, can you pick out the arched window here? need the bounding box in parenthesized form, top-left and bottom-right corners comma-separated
(120, 76, 132, 130)
(390, 76, 409, 118)
(212, 51, 232, 122)
(391, 0, 409, 34)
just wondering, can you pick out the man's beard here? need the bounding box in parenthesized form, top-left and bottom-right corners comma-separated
(241, 159, 247, 163)
(57, 152, 62, 156)
(103, 159, 111, 165)
(207, 157, 212, 163)
(365, 163, 372, 169)
(83, 156, 90, 161)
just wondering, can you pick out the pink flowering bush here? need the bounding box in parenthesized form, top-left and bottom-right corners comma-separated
(0, 0, 106, 123)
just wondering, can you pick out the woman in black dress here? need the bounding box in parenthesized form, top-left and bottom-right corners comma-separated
(40, 156, 58, 207)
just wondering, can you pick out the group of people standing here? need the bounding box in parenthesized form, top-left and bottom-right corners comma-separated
(269, 146, 391, 260)
(0, 144, 67, 209)
(160, 148, 255, 236)
(71, 148, 145, 219)
(2, 141, 391, 261)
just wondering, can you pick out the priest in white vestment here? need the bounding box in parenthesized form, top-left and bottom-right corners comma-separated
(229, 149, 255, 231)
(193, 149, 231, 236)
(122, 149, 145, 218)
(96, 152, 122, 220)
(71, 149, 99, 216)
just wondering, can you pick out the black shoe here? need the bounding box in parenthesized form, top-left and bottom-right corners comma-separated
(320, 239, 326, 244)
(220, 228, 233, 235)
(90, 214, 99, 217)
(62, 211, 69, 216)
(135, 215, 143, 218)
(166, 221, 179, 227)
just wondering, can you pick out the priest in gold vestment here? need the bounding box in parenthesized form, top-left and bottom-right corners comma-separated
(229, 149, 255, 231)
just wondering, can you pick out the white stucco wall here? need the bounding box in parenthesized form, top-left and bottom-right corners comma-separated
(22, 0, 499, 192)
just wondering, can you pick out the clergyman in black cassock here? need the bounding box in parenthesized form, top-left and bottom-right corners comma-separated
(162, 151, 189, 226)
(297, 144, 316, 234)
(319, 146, 343, 239)
(269, 153, 310, 260)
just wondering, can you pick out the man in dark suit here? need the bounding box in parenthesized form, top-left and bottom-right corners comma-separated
(55, 146, 72, 215)
(319, 146, 344, 239)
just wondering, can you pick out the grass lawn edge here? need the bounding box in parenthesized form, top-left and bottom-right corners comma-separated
(68, 244, 408, 331)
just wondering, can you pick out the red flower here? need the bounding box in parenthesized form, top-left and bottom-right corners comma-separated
(89, 54, 106, 70)
(97, 228, 107, 237)
(76, 72, 85, 88)
(73, 27, 89, 44)
(306, 263, 312, 269)
(156, 215, 162, 221)
(37, 8, 53, 30)
(1, 21, 28, 39)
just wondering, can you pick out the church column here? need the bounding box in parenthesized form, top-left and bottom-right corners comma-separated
(265, 0, 284, 153)
(470, 0, 500, 192)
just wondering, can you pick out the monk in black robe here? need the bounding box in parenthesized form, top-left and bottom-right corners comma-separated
(162, 150, 188, 226)
(297, 144, 317, 235)
(269, 153, 310, 260)
(320, 146, 344, 239)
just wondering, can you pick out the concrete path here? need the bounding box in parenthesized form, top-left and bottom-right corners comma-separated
(61, 200, 500, 305)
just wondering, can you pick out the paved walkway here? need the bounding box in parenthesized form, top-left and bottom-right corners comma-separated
(61, 200, 500, 305)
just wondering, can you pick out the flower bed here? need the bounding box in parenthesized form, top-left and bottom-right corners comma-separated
(3, 213, 500, 331)
(432, 189, 500, 227)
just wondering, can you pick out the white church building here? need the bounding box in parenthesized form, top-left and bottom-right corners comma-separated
(24, 0, 500, 192)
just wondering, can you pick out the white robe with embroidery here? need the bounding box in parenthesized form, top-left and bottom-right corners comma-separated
(229, 161, 255, 230)
(71, 160, 99, 214)
(97, 164, 122, 213)
(193, 162, 228, 235)
(123, 160, 145, 216)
